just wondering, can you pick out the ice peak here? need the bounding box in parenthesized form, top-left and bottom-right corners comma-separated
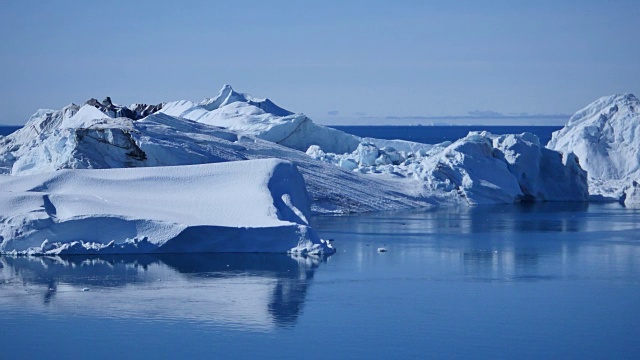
(548, 92, 640, 185)
(198, 85, 294, 116)
(594, 93, 638, 107)
(200, 84, 248, 111)
(566, 92, 638, 127)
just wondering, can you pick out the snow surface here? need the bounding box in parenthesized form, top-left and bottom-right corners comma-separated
(0, 159, 334, 255)
(160, 85, 362, 154)
(548, 93, 640, 202)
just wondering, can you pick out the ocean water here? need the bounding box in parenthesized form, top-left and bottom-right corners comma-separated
(1, 203, 639, 359)
(0, 126, 20, 136)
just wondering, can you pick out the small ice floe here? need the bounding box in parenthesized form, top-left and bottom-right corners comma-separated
(82, 288, 90, 292)
(377, 247, 388, 253)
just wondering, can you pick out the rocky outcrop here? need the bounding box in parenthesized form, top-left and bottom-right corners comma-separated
(85, 97, 162, 120)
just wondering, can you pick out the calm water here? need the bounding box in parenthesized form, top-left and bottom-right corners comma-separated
(0, 126, 20, 136)
(332, 125, 562, 145)
(1, 203, 639, 359)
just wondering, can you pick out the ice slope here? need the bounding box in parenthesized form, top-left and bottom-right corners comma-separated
(0, 159, 334, 255)
(547, 94, 640, 202)
(308, 131, 588, 204)
(0, 107, 432, 214)
(160, 85, 362, 154)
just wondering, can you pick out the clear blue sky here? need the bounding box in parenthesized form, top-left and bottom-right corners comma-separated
(1, 0, 638, 125)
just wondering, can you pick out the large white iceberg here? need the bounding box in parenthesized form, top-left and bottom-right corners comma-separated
(0, 103, 434, 214)
(0, 158, 334, 255)
(0, 85, 589, 216)
(547, 93, 640, 203)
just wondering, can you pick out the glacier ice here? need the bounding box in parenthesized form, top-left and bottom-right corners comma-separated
(307, 131, 588, 204)
(0, 85, 596, 254)
(0, 85, 590, 208)
(548, 93, 640, 202)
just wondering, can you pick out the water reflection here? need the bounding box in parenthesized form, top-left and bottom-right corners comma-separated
(313, 202, 640, 283)
(0, 253, 327, 329)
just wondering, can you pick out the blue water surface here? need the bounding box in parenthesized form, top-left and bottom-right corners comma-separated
(0, 126, 20, 136)
(1, 203, 639, 359)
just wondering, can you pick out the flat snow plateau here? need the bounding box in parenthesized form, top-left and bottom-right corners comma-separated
(0, 158, 334, 255)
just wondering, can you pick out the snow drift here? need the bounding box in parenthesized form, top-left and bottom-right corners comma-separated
(0, 159, 334, 255)
(548, 93, 640, 203)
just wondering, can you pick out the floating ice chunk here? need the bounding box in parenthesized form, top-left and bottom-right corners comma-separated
(355, 143, 379, 167)
(623, 181, 640, 207)
(338, 158, 358, 171)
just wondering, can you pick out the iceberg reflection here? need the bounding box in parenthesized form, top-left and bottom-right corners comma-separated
(0, 253, 327, 330)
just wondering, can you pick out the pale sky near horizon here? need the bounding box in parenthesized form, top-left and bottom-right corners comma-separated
(0, 0, 638, 125)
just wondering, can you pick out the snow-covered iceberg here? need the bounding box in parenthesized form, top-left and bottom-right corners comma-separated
(0, 104, 432, 214)
(0, 85, 589, 214)
(547, 93, 640, 203)
(0, 158, 334, 255)
(308, 131, 588, 204)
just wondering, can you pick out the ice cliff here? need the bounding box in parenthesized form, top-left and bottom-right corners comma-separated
(548, 93, 640, 204)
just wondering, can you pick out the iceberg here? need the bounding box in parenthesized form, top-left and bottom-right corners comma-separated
(547, 93, 640, 202)
(0, 105, 433, 214)
(1, 85, 589, 208)
(0, 158, 334, 255)
(308, 131, 588, 204)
